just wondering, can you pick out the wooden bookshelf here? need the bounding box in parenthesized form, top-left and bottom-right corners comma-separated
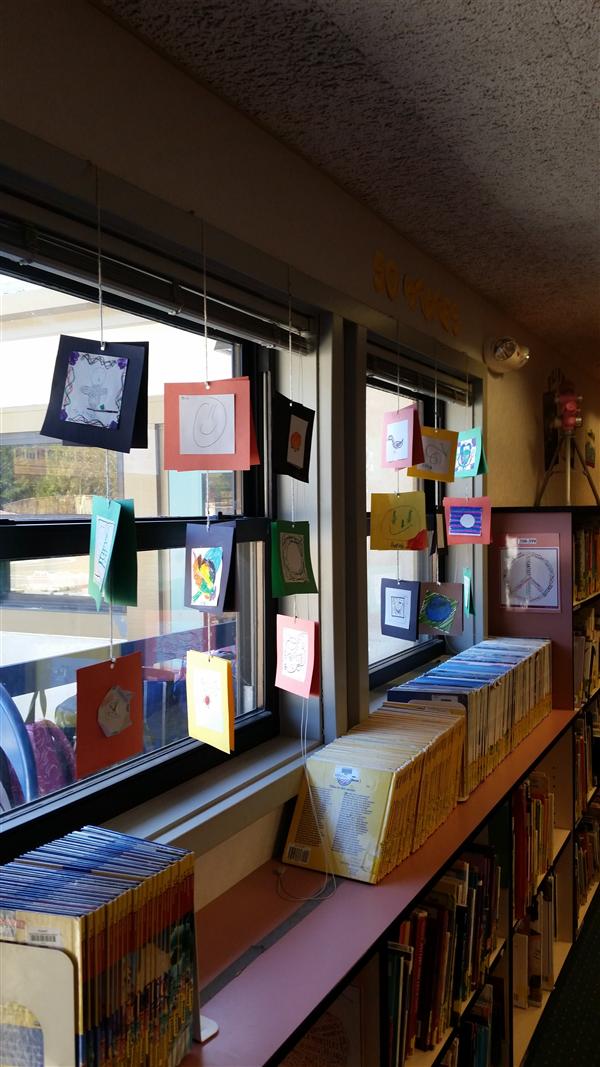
(182, 708, 577, 1067)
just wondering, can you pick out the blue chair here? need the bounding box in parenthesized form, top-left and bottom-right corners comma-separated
(0, 683, 38, 802)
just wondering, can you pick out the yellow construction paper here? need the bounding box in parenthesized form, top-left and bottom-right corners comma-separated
(370, 491, 428, 550)
(186, 649, 234, 754)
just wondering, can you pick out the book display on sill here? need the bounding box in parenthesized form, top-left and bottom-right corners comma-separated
(0, 826, 197, 1067)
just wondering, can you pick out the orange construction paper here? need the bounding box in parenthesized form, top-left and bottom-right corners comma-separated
(164, 376, 251, 471)
(75, 652, 143, 779)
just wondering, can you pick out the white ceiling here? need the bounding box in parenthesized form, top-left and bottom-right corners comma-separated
(94, 0, 599, 373)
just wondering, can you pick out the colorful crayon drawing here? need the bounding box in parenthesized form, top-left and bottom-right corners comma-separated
(370, 491, 428, 550)
(448, 505, 484, 537)
(419, 589, 458, 633)
(191, 546, 224, 607)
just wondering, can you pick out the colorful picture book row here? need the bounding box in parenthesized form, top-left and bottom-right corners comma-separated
(40, 335, 316, 481)
(283, 702, 466, 884)
(0, 826, 196, 1067)
(388, 637, 552, 798)
(283, 638, 552, 884)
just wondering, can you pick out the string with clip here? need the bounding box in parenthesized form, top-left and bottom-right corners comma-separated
(205, 508, 212, 660)
(395, 319, 401, 584)
(96, 168, 115, 666)
(202, 221, 210, 391)
(288, 267, 297, 621)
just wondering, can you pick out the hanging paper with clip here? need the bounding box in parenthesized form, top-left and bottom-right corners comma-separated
(186, 649, 235, 753)
(443, 496, 492, 545)
(272, 391, 315, 482)
(454, 427, 488, 478)
(41, 335, 148, 452)
(271, 520, 318, 596)
(75, 652, 144, 778)
(370, 491, 428, 550)
(164, 376, 254, 471)
(407, 426, 458, 482)
(275, 614, 320, 698)
(381, 402, 424, 469)
(88, 496, 138, 609)
(184, 522, 235, 613)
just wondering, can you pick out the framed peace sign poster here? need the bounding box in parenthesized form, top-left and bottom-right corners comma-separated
(500, 533, 560, 610)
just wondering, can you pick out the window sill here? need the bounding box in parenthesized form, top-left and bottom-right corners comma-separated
(104, 735, 320, 856)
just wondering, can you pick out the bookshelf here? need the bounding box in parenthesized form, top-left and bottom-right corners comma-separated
(181, 704, 598, 1067)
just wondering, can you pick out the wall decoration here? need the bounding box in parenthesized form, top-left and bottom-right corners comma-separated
(164, 377, 251, 471)
(418, 582, 464, 635)
(381, 403, 424, 469)
(186, 649, 234, 754)
(380, 579, 420, 640)
(407, 427, 458, 482)
(275, 615, 320, 698)
(75, 652, 143, 778)
(370, 491, 427, 550)
(443, 496, 491, 545)
(41, 335, 148, 452)
(184, 522, 235, 613)
(454, 427, 488, 478)
(271, 520, 318, 596)
(88, 496, 137, 609)
(272, 392, 315, 482)
(500, 533, 560, 610)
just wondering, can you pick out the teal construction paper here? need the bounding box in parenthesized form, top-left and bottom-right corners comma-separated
(88, 496, 122, 610)
(104, 498, 138, 607)
(454, 427, 488, 478)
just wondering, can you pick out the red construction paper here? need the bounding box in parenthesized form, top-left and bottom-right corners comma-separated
(75, 652, 143, 778)
(164, 376, 251, 471)
(443, 496, 492, 545)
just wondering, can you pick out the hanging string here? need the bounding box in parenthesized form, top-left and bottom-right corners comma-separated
(287, 266, 296, 527)
(465, 358, 471, 500)
(104, 450, 115, 666)
(95, 168, 105, 352)
(202, 222, 210, 389)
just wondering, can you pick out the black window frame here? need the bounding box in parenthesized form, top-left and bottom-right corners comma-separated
(0, 251, 278, 861)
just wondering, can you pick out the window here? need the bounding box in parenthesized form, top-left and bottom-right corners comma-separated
(0, 264, 274, 855)
(366, 345, 475, 686)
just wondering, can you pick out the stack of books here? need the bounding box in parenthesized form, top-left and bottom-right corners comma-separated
(386, 845, 502, 1064)
(283, 706, 465, 883)
(512, 772, 556, 923)
(0, 826, 197, 1067)
(575, 796, 600, 911)
(575, 715, 595, 822)
(573, 522, 600, 603)
(573, 603, 600, 707)
(388, 638, 552, 797)
(513, 877, 556, 1009)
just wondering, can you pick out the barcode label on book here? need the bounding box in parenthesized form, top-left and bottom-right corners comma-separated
(27, 928, 62, 947)
(287, 845, 310, 863)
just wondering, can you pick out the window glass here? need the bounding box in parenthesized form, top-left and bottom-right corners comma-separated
(0, 275, 238, 519)
(0, 541, 265, 808)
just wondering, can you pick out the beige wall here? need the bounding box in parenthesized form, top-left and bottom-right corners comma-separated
(1, 0, 598, 509)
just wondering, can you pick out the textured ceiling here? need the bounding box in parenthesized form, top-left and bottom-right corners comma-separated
(94, 0, 599, 372)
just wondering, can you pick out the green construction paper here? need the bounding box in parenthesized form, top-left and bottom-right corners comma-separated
(463, 567, 474, 615)
(88, 496, 121, 610)
(454, 427, 488, 478)
(105, 498, 138, 607)
(271, 520, 318, 597)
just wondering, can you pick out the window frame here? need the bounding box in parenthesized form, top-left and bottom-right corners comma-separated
(0, 256, 278, 860)
(365, 346, 473, 689)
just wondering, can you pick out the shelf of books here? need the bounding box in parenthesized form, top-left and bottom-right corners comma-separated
(512, 940, 571, 1067)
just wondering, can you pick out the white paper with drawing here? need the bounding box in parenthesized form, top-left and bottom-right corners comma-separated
(281, 627, 309, 683)
(62, 350, 128, 428)
(179, 393, 235, 454)
(385, 415, 410, 463)
(385, 585, 412, 629)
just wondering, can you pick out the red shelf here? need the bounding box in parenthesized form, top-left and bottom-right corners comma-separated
(182, 707, 577, 1067)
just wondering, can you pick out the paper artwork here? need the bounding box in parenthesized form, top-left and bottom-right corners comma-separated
(164, 377, 251, 471)
(186, 649, 234, 753)
(500, 534, 560, 610)
(454, 427, 488, 478)
(272, 392, 315, 482)
(184, 522, 234, 614)
(463, 567, 474, 615)
(271, 520, 318, 596)
(0, 941, 76, 1067)
(443, 496, 491, 545)
(380, 579, 420, 639)
(179, 393, 235, 455)
(275, 615, 320, 697)
(381, 402, 424, 469)
(41, 335, 148, 452)
(407, 427, 458, 482)
(75, 652, 143, 778)
(418, 582, 464, 635)
(370, 491, 428, 550)
(88, 496, 137, 610)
